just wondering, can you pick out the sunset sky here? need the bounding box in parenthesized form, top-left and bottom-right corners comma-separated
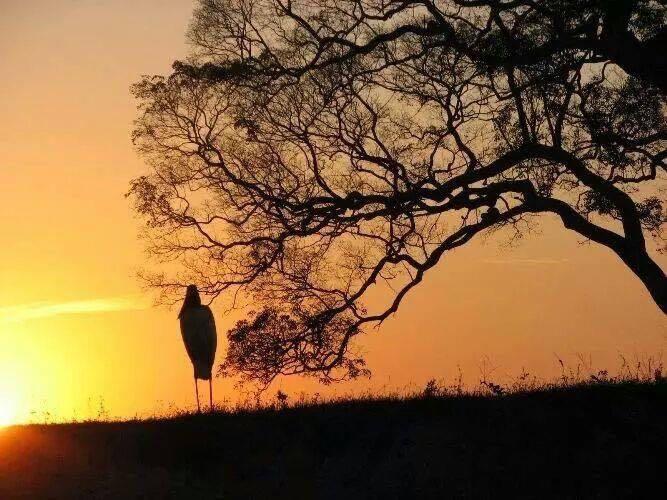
(1, 0, 665, 425)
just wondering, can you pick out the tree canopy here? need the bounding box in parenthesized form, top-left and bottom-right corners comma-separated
(130, 0, 666, 386)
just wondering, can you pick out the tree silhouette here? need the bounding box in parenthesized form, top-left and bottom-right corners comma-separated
(130, 0, 666, 385)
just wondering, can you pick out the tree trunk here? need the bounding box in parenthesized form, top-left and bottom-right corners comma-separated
(600, 2, 667, 94)
(615, 244, 667, 314)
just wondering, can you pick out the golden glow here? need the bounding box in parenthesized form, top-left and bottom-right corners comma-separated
(0, 405, 16, 427)
(0, 383, 19, 427)
(0, 0, 664, 424)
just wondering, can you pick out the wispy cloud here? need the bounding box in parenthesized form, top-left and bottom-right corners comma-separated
(482, 258, 569, 265)
(0, 295, 150, 324)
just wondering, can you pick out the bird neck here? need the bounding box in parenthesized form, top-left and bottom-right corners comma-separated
(178, 293, 202, 318)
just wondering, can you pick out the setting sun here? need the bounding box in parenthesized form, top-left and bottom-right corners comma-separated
(0, 390, 18, 427)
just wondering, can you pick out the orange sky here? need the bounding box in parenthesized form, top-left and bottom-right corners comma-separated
(0, 0, 665, 424)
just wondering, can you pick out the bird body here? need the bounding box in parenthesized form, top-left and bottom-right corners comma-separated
(179, 285, 217, 411)
(179, 305, 217, 380)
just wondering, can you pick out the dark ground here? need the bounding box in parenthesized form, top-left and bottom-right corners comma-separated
(0, 382, 665, 499)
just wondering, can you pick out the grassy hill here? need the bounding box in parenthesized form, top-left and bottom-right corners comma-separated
(1, 381, 665, 499)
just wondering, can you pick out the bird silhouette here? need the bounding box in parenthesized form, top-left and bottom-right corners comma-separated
(178, 284, 217, 413)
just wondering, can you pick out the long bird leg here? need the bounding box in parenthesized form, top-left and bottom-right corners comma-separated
(209, 378, 213, 413)
(195, 377, 201, 413)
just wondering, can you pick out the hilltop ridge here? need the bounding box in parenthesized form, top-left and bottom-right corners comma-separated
(1, 381, 665, 499)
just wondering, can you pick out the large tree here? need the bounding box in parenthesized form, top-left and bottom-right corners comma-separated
(130, 0, 666, 386)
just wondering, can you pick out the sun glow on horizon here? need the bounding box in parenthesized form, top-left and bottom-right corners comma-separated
(0, 387, 19, 427)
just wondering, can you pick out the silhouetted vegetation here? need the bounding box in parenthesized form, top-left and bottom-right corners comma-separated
(129, 0, 666, 385)
(2, 379, 665, 499)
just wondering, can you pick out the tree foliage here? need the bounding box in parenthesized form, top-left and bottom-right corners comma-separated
(130, 0, 666, 385)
